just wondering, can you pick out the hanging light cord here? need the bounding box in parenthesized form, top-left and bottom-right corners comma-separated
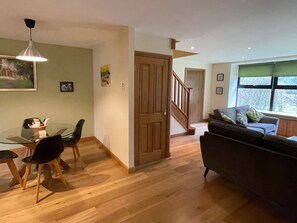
(29, 28, 32, 41)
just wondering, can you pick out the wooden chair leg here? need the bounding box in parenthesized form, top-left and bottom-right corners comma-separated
(55, 156, 61, 177)
(52, 159, 67, 186)
(74, 144, 85, 169)
(36, 164, 43, 203)
(72, 147, 77, 162)
(7, 160, 23, 187)
(23, 164, 32, 190)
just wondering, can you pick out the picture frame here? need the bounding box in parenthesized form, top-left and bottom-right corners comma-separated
(100, 64, 111, 87)
(60, 82, 74, 92)
(216, 87, 223, 95)
(217, 73, 224, 81)
(0, 55, 37, 91)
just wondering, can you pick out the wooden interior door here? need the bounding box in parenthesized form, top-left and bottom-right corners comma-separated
(185, 68, 205, 123)
(135, 52, 171, 166)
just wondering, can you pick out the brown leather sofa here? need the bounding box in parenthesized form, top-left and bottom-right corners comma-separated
(200, 120, 297, 213)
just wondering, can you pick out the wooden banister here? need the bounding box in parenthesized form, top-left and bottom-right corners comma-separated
(172, 71, 190, 116)
(171, 71, 195, 135)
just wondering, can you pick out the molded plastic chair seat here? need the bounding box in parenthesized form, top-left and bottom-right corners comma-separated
(0, 150, 18, 161)
(0, 150, 22, 187)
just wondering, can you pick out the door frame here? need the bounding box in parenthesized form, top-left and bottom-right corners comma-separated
(134, 51, 172, 166)
(185, 68, 205, 123)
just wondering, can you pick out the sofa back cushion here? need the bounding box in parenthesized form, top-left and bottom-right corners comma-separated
(236, 111, 248, 125)
(220, 112, 236, 124)
(262, 135, 297, 158)
(213, 107, 237, 122)
(214, 105, 250, 123)
(235, 105, 250, 114)
(208, 120, 264, 145)
(246, 107, 264, 123)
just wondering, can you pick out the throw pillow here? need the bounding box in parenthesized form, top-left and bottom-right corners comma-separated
(246, 107, 264, 123)
(220, 112, 236, 124)
(236, 111, 248, 125)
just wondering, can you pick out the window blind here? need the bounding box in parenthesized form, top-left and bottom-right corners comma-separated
(238, 63, 274, 77)
(239, 60, 297, 77)
(275, 60, 297, 77)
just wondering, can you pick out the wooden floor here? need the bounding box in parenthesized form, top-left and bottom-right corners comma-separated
(0, 125, 297, 223)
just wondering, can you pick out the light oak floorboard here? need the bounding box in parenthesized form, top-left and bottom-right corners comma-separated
(0, 125, 296, 223)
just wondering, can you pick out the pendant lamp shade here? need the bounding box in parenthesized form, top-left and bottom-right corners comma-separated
(16, 19, 47, 62)
(17, 40, 47, 62)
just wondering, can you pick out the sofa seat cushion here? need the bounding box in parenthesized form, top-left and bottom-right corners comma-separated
(208, 121, 264, 145)
(246, 123, 276, 134)
(262, 135, 297, 158)
(246, 126, 265, 134)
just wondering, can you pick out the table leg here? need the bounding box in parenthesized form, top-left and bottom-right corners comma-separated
(59, 159, 70, 170)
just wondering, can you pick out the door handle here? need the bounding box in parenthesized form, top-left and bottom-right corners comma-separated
(163, 109, 167, 116)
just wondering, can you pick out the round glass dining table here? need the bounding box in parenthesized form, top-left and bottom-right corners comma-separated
(0, 123, 76, 186)
(0, 123, 75, 145)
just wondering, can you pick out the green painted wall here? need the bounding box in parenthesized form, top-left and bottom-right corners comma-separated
(0, 38, 94, 137)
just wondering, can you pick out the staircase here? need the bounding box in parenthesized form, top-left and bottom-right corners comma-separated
(171, 71, 195, 135)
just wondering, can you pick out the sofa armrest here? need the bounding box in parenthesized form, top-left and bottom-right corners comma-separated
(259, 116, 279, 133)
(260, 116, 279, 125)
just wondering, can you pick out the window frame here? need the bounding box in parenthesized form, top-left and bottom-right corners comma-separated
(237, 76, 297, 112)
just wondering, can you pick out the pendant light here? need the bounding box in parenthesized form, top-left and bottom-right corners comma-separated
(16, 19, 47, 62)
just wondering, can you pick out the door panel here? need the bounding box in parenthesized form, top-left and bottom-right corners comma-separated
(140, 65, 150, 114)
(185, 69, 205, 123)
(135, 52, 171, 166)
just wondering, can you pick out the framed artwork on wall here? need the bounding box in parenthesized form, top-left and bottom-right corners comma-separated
(100, 64, 111, 87)
(0, 55, 37, 91)
(216, 87, 223, 95)
(217, 73, 224, 81)
(60, 82, 74, 92)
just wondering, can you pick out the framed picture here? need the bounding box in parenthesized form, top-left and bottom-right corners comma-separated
(100, 64, 111, 87)
(60, 82, 74, 92)
(0, 55, 37, 91)
(217, 73, 224, 81)
(216, 87, 223, 95)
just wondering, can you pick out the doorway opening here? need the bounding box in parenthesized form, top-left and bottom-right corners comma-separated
(184, 68, 205, 127)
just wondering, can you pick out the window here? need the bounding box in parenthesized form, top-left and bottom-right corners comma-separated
(237, 61, 297, 115)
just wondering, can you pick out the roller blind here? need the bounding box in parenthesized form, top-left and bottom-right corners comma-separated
(275, 60, 297, 77)
(238, 63, 274, 77)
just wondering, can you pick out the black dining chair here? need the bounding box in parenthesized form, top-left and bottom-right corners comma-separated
(0, 150, 23, 187)
(22, 135, 67, 203)
(62, 119, 85, 169)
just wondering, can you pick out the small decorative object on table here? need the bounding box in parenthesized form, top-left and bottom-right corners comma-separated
(28, 118, 49, 138)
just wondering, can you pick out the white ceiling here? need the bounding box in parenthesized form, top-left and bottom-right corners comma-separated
(1, 0, 297, 63)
